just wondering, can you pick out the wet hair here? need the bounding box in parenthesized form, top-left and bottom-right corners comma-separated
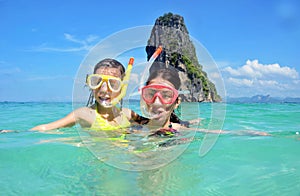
(147, 63, 180, 89)
(93, 58, 125, 78)
(131, 111, 149, 125)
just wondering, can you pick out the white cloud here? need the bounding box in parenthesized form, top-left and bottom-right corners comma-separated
(293, 80, 300, 85)
(228, 77, 253, 87)
(0, 67, 21, 75)
(223, 59, 299, 79)
(27, 75, 71, 81)
(86, 35, 99, 43)
(64, 33, 86, 45)
(32, 33, 99, 53)
(34, 45, 90, 52)
(221, 59, 300, 97)
(257, 79, 278, 86)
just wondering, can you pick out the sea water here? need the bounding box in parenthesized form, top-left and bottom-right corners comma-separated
(0, 102, 300, 195)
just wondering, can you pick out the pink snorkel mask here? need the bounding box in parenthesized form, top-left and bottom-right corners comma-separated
(141, 84, 178, 105)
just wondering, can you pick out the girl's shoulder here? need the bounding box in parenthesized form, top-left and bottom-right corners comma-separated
(74, 106, 94, 112)
(120, 107, 132, 119)
(74, 106, 96, 118)
(121, 107, 131, 113)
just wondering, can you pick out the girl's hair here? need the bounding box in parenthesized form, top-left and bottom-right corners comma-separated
(93, 58, 125, 78)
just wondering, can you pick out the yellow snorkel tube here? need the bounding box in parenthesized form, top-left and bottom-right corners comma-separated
(110, 57, 134, 106)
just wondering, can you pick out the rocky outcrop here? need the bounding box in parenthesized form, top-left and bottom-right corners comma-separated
(146, 13, 221, 102)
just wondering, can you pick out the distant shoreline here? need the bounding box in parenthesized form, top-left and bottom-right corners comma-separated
(226, 95, 300, 104)
(1, 98, 300, 104)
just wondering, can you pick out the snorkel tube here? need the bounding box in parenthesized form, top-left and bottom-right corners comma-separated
(139, 46, 163, 90)
(140, 46, 163, 118)
(110, 57, 134, 106)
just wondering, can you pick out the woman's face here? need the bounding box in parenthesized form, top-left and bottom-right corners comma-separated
(144, 77, 178, 126)
(93, 67, 122, 106)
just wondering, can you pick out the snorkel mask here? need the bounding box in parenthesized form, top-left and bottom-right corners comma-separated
(141, 84, 178, 105)
(86, 57, 134, 108)
(87, 74, 122, 92)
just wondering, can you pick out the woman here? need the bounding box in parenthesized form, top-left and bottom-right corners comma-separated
(139, 66, 270, 137)
(138, 66, 186, 136)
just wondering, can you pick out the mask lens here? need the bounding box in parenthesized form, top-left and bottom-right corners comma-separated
(142, 88, 157, 102)
(108, 78, 122, 92)
(88, 75, 102, 89)
(160, 90, 175, 103)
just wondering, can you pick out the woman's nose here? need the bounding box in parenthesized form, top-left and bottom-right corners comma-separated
(153, 96, 162, 104)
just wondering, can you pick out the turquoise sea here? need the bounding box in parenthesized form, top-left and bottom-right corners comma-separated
(1, 102, 300, 195)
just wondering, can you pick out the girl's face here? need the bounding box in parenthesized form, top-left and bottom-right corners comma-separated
(93, 67, 122, 106)
(143, 77, 178, 126)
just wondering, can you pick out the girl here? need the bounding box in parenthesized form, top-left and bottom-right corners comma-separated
(31, 58, 138, 132)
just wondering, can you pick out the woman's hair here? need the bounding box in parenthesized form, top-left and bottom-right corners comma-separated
(147, 63, 180, 90)
(93, 58, 125, 78)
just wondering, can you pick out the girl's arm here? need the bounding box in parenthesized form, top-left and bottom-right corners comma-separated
(122, 108, 149, 125)
(31, 112, 76, 132)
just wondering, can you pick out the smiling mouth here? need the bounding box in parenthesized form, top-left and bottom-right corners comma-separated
(97, 96, 114, 108)
(99, 97, 111, 103)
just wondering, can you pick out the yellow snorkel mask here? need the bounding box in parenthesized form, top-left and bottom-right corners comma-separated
(87, 74, 123, 92)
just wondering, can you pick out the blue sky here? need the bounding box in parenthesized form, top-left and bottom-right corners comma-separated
(1, 0, 300, 101)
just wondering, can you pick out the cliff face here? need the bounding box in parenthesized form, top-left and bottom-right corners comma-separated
(146, 13, 221, 102)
